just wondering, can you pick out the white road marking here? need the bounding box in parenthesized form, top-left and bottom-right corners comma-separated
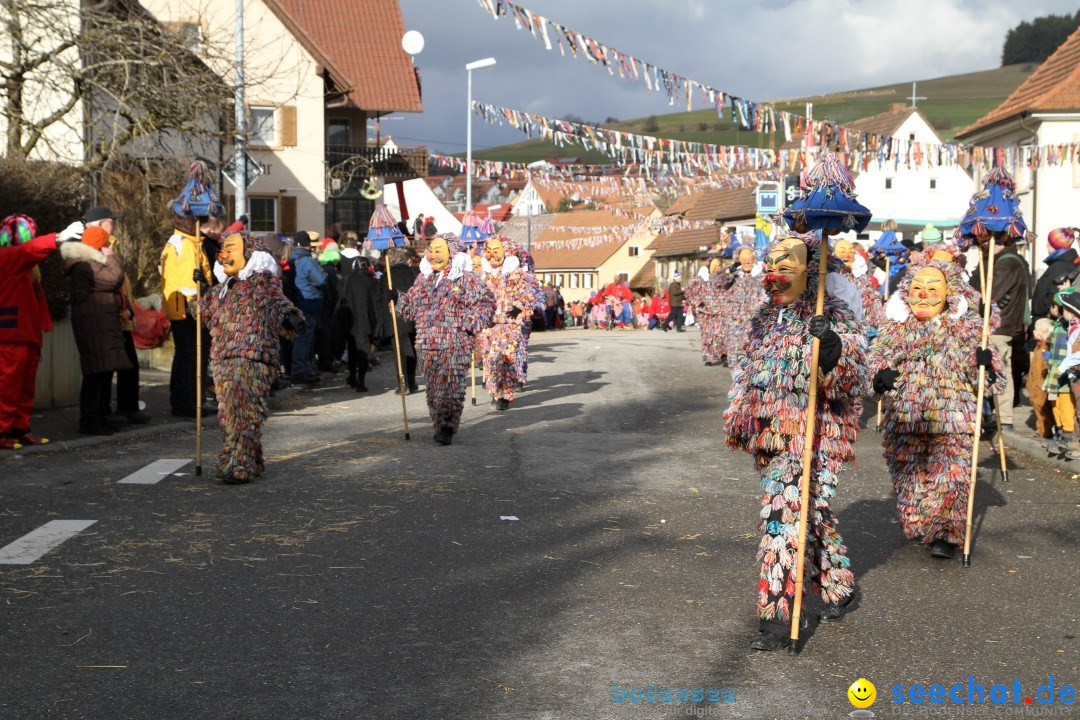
(0, 520, 97, 565)
(117, 458, 192, 485)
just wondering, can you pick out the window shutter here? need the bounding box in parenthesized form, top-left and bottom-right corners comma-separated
(281, 196, 297, 234)
(280, 106, 297, 147)
(225, 194, 236, 221)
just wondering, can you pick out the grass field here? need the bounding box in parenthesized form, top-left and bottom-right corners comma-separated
(469, 63, 1036, 164)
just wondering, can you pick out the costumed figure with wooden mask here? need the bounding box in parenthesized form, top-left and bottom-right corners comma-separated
(479, 235, 540, 410)
(833, 238, 883, 336)
(723, 231, 867, 650)
(683, 257, 725, 365)
(725, 152, 871, 652)
(396, 236, 495, 444)
(716, 246, 766, 366)
(869, 255, 1004, 558)
(197, 233, 304, 484)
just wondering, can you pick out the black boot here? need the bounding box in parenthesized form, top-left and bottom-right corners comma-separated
(497, 398, 510, 411)
(820, 589, 857, 623)
(346, 374, 357, 387)
(434, 426, 453, 445)
(749, 630, 789, 651)
(930, 539, 956, 559)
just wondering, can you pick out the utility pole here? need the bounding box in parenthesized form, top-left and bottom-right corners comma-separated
(234, 0, 246, 220)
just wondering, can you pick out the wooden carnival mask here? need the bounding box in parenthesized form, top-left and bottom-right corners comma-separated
(427, 237, 451, 272)
(907, 267, 948, 320)
(219, 233, 247, 276)
(708, 257, 722, 275)
(484, 237, 505, 267)
(737, 247, 756, 273)
(833, 239, 856, 269)
(763, 238, 808, 306)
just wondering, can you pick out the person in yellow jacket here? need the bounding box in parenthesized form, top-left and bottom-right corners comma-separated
(160, 213, 213, 417)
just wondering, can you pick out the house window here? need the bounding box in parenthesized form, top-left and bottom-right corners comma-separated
(328, 119, 350, 145)
(929, 178, 938, 190)
(629, 245, 640, 257)
(584, 274, 594, 289)
(909, 132, 916, 141)
(248, 197, 277, 232)
(570, 273, 579, 289)
(249, 106, 277, 146)
(556, 273, 564, 287)
(175, 22, 204, 52)
(885, 177, 893, 190)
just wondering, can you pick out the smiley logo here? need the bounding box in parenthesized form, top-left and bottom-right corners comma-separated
(848, 678, 876, 709)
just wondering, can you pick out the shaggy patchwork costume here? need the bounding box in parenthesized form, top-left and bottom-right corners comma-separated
(723, 249, 866, 632)
(717, 267, 766, 363)
(198, 263, 298, 481)
(480, 251, 539, 403)
(683, 272, 725, 364)
(869, 255, 1005, 546)
(397, 252, 495, 433)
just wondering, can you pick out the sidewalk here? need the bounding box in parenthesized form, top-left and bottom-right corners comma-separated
(1, 368, 299, 457)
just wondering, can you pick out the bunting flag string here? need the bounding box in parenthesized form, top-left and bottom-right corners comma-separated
(472, 100, 1080, 176)
(473, 0, 1080, 164)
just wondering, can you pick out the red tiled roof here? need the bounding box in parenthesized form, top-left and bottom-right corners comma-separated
(530, 208, 642, 270)
(454, 204, 512, 222)
(647, 227, 724, 257)
(959, 26, 1080, 137)
(271, 0, 422, 113)
(663, 188, 757, 222)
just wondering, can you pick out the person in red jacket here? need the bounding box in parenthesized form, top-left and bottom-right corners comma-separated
(0, 214, 84, 449)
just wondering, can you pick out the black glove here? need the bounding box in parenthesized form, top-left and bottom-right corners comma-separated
(809, 315, 842, 374)
(282, 311, 308, 334)
(507, 306, 523, 320)
(728, 263, 740, 275)
(387, 288, 399, 303)
(873, 368, 900, 395)
(975, 347, 998, 385)
(1058, 370, 1077, 388)
(193, 268, 209, 291)
(870, 255, 888, 271)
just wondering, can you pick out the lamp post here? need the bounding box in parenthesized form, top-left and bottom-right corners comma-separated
(465, 57, 496, 212)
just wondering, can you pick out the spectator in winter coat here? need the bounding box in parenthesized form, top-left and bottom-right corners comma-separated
(85, 206, 150, 426)
(971, 243, 1028, 429)
(666, 272, 686, 332)
(289, 231, 327, 384)
(62, 225, 133, 435)
(1031, 228, 1080, 323)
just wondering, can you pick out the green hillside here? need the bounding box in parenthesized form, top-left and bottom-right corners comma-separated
(470, 63, 1036, 164)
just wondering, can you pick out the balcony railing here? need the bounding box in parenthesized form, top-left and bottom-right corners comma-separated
(326, 144, 429, 182)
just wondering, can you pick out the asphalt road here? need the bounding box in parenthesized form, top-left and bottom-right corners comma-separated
(1, 328, 1077, 720)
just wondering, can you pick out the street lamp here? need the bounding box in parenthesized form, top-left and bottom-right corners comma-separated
(465, 57, 496, 212)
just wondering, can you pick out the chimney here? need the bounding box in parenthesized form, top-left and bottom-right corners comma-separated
(888, 103, 906, 113)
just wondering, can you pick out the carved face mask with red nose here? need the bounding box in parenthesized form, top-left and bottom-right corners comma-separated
(763, 238, 808, 306)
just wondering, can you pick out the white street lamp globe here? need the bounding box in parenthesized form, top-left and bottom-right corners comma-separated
(402, 30, 424, 56)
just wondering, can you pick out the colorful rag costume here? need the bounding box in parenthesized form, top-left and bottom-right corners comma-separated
(480, 246, 539, 404)
(869, 255, 1005, 547)
(683, 267, 725, 364)
(397, 249, 495, 434)
(716, 263, 766, 363)
(723, 246, 866, 632)
(198, 248, 299, 482)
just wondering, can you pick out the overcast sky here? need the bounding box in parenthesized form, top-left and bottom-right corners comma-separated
(391, 0, 1078, 156)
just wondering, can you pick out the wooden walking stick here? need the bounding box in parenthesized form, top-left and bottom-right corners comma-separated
(385, 254, 411, 441)
(876, 255, 890, 433)
(471, 357, 477, 406)
(788, 232, 832, 655)
(194, 219, 204, 477)
(975, 251, 1010, 484)
(963, 233, 999, 567)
